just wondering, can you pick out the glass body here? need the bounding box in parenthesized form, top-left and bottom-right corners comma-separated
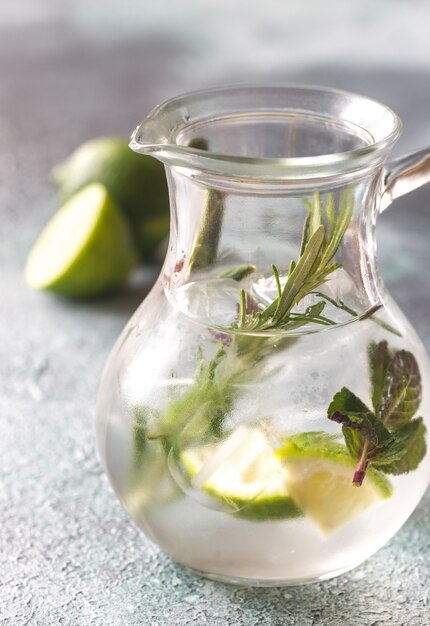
(96, 87, 430, 585)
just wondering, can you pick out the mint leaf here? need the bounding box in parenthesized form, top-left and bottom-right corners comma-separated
(328, 387, 390, 446)
(328, 388, 396, 459)
(377, 417, 427, 475)
(368, 340, 391, 411)
(342, 426, 364, 460)
(377, 349, 422, 428)
(328, 342, 427, 486)
(328, 386, 374, 420)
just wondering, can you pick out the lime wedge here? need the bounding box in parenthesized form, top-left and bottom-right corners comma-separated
(180, 426, 302, 521)
(277, 432, 392, 534)
(25, 183, 136, 297)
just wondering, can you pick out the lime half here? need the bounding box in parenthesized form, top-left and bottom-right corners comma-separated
(277, 432, 392, 534)
(180, 426, 302, 521)
(25, 183, 136, 297)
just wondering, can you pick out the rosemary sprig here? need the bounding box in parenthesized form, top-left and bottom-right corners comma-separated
(233, 191, 353, 333)
(312, 291, 401, 337)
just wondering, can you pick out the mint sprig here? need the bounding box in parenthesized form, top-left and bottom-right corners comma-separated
(328, 341, 426, 485)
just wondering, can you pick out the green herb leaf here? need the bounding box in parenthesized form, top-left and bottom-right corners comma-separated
(328, 387, 393, 452)
(319, 190, 353, 267)
(303, 300, 326, 318)
(328, 387, 373, 421)
(219, 264, 256, 281)
(328, 342, 427, 486)
(272, 264, 282, 300)
(149, 347, 236, 450)
(377, 348, 422, 428)
(328, 389, 417, 479)
(342, 426, 364, 460)
(377, 417, 427, 475)
(368, 340, 391, 411)
(325, 192, 336, 231)
(299, 214, 310, 256)
(309, 191, 322, 236)
(272, 225, 326, 323)
(239, 289, 247, 327)
(231, 190, 355, 335)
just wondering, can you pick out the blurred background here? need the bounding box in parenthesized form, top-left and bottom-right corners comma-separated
(2, 2, 430, 624)
(3, 0, 430, 314)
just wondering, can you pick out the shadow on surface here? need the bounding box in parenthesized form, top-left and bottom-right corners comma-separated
(47, 266, 160, 318)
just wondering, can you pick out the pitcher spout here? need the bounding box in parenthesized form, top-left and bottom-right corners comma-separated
(129, 85, 402, 186)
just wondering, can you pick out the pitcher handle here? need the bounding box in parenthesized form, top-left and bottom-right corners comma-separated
(381, 147, 430, 211)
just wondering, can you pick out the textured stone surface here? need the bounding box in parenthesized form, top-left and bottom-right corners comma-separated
(1, 4, 430, 625)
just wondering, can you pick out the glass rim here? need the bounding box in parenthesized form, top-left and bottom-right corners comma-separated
(130, 84, 403, 181)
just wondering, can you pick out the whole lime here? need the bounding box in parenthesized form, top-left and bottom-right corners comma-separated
(52, 137, 170, 259)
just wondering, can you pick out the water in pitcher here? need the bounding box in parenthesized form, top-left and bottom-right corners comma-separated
(100, 278, 430, 583)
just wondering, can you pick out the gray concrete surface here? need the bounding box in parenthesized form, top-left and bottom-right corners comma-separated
(1, 4, 430, 625)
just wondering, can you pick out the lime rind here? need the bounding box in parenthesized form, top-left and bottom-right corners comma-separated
(211, 493, 302, 522)
(180, 428, 392, 530)
(277, 431, 392, 533)
(276, 432, 392, 499)
(180, 426, 302, 522)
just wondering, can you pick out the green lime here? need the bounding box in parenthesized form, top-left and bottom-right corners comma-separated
(25, 183, 136, 298)
(180, 426, 302, 521)
(52, 137, 170, 259)
(277, 432, 392, 534)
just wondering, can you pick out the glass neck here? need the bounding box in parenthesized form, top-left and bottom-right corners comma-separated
(162, 166, 385, 336)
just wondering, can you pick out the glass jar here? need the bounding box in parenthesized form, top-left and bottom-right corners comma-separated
(96, 86, 430, 585)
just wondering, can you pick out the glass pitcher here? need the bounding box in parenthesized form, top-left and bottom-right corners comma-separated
(96, 86, 430, 585)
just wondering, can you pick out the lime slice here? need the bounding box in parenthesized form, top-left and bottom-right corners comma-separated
(52, 137, 169, 258)
(25, 183, 136, 297)
(277, 432, 392, 534)
(180, 426, 302, 521)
